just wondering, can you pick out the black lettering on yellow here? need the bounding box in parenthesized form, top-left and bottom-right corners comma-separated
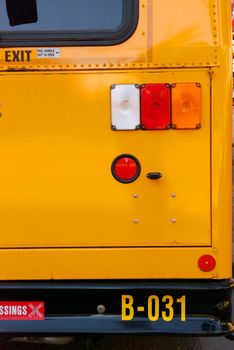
(25, 50, 32, 62)
(20, 51, 24, 62)
(4, 50, 32, 63)
(12, 50, 20, 62)
(5, 51, 11, 62)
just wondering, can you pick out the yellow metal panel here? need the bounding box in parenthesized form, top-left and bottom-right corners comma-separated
(0, 0, 231, 281)
(153, 0, 219, 67)
(210, 0, 233, 280)
(0, 0, 220, 71)
(0, 247, 223, 280)
(0, 70, 210, 248)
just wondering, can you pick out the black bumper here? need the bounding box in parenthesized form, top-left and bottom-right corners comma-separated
(0, 279, 233, 336)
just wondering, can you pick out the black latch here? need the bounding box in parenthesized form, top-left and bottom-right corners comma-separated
(146, 172, 162, 180)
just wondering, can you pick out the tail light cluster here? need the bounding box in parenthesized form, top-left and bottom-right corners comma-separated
(111, 83, 201, 131)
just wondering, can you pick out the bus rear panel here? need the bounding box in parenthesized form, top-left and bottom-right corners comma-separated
(0, 0, 232, 337)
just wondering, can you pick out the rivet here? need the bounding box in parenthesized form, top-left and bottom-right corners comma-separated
(97, 305, 105, 314)
(171, 218, 176, 223)
(134, 219, 139, 224)
(133, 194, 139, 198)
(171, 193, 176, 198)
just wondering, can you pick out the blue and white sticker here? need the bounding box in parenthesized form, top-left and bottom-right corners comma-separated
(37, 48, 61, 58)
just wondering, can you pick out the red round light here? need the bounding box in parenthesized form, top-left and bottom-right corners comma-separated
(111, 155, 141, 183)
(198, 255, 216, 272)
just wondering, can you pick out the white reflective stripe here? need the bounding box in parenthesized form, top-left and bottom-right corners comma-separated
(111, 84, 140, 130)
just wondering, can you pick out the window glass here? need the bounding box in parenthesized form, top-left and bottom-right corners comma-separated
(0, 0, 138, 46)
(0, 0, 123, 32)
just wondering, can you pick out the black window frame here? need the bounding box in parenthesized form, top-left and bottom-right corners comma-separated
(0, 0, 139, 47)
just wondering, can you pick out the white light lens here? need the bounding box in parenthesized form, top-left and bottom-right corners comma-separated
(111, 84, 140, 130)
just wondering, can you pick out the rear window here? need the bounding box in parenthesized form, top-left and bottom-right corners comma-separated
(0, 0, 139, 47)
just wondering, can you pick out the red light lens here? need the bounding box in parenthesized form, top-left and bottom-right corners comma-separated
(111, 155, 141, 183)
(141, 84, 171, 129)
(198, 255, 216, 272)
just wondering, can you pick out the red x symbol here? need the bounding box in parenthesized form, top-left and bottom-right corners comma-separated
(28, 303, 44, 319)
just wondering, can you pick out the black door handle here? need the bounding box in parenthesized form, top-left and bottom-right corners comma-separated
(146, 172, 162, 180)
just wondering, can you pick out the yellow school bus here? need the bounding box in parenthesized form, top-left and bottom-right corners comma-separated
(0, 0, 232, 340)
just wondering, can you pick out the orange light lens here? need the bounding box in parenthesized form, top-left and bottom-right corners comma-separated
(198, 255, 216, 272)
(171, 83, 201, 129)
